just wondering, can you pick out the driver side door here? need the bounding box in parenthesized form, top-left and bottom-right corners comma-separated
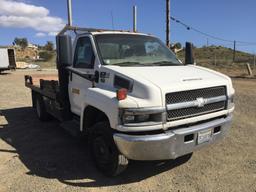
(68, 35, 95, 115)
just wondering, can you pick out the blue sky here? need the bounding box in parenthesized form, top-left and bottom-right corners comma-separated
(0, 0, 255, 53)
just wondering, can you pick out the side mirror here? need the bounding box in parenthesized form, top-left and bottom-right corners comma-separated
(56, 35, 72, 68)
(185, 42, 195, 65)
(171, 43, 183, 54)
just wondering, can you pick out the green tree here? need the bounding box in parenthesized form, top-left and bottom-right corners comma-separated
(14, 38, 28, 49)
(44, 41, 54, 51)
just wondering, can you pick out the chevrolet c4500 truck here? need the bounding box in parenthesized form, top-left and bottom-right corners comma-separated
(25, 25, 235, 176)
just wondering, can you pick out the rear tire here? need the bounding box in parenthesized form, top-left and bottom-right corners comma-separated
(89, 122, 128, 176)
(35, 95, 50, 121)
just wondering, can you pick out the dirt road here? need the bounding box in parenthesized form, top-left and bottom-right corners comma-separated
(0, 70, 255, 192)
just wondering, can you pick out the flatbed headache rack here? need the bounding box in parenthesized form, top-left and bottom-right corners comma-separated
(58, 24, 133, 36)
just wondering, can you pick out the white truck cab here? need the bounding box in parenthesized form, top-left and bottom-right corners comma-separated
(26, 27, 235, 176)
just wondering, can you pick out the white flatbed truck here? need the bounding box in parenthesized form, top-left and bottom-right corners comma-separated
(25, 24, 235, 176)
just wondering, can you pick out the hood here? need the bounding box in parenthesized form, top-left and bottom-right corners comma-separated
(105, 65, 232, 94)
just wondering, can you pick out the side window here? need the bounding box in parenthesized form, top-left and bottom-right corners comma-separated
(74, 37, 95, 68)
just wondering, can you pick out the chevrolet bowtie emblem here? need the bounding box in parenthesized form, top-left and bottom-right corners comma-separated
(196, 97, 206, 108)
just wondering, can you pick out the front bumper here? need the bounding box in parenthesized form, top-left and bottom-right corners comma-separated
(113, 115, 232, 160)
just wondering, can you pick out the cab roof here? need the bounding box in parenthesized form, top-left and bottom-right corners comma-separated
(90, 30, 153, 37)
(58, 25, 155, 37)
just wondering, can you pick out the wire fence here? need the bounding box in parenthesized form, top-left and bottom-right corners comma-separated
(176, 44, 256, 78)
(171, 16, 256, 78)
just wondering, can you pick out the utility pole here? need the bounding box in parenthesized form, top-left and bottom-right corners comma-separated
(233, 40, 236, 63)
(133, 6, 137, 32)
(166, 0, 170, 48)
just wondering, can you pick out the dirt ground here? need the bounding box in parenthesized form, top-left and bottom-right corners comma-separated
(0, 70, 255, 192)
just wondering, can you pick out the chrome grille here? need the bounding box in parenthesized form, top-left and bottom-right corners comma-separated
(166, 86, 227, 121)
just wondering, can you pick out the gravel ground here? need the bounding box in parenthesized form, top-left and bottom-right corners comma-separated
(0, 70, 255, 192)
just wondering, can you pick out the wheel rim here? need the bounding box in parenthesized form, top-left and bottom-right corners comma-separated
(36, 99, 41, 118)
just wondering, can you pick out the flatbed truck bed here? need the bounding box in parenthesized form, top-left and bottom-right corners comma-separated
(25, 74, 70, 122)
(25, 74, 59, 99)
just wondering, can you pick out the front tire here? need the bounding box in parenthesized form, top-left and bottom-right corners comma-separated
(89, 122, 128, 176)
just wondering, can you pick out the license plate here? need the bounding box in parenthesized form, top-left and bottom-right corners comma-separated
(197, 129, 212, 144)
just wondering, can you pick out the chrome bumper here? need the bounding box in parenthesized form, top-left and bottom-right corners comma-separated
(113, 115, 232, 161)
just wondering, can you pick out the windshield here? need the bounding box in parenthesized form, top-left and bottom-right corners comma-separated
(95, 34, 182, 66)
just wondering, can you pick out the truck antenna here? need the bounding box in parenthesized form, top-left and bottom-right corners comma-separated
(111, 11, 115, 30)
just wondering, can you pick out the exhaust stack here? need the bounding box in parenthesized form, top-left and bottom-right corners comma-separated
(166, 0, 170, 47)
(67, 0, 73, 26)
(133, 6, 137, 32)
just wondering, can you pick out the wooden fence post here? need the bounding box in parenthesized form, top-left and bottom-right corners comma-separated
(246, 63, 253, 76)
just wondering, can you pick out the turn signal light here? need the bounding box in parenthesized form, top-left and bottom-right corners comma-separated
(117, 88, 128, 100)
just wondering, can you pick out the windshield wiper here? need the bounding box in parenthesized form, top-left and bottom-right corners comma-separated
(112, 62, 143, 66)
(151, 61, 182, 66)
(111, 61, 181, 67)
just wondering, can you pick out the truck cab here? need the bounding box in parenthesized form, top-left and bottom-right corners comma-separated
(26, 28, 235, 176)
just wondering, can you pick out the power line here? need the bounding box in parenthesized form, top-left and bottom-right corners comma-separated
(171, 16, 256, 46)
(236, 42, 256, 46)
(236, 44, 256, 47)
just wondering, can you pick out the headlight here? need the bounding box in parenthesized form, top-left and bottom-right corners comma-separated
(227, 94, 235, 109)
(123, 114, 150, 124)
(120, 108, 166, 126)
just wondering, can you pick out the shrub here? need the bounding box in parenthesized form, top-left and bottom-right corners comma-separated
(39, 51, 54, 61)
